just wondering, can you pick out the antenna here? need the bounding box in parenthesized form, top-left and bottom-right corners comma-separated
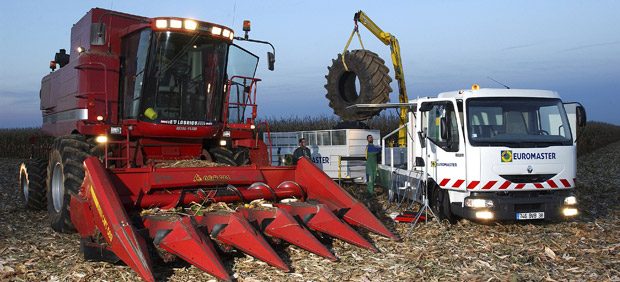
(487, 76, 510, 89)
(231, 0, 237, 27)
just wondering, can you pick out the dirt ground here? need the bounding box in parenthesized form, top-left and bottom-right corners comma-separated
(1, 143, 619, 281)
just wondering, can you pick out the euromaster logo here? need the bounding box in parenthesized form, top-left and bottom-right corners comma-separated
(501, 150, 513, 162)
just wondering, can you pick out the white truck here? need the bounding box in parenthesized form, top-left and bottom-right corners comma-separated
(376, 86, 586, 222)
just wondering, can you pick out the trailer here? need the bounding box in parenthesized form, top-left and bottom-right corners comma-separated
(265, 129, 388, 182)
(374, 86, 586, 222)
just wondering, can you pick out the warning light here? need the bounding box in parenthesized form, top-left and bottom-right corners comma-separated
(243, 20, 251, 32)
(472, 84, 480, 90)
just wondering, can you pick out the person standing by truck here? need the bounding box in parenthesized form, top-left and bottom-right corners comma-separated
(365, 135, 381, 198)
(293, 138, 311, 165)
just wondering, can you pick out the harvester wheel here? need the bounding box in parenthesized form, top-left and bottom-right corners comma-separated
(46, 135, 91, 233)
(324, 49, 392, 121)
(18, 158, 48, 210)
(233, 147, 250, 166)
(209, 147, 237, 166)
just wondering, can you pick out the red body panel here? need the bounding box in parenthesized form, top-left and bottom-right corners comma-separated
(41, 9, 147, 136)
(70, 156, 398, 281)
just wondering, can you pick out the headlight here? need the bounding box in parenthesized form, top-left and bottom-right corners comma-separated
(475, 211, 494, 220)
(219, 139, 227, 146)
(563, 208, 578, 217)
(169, 19, 183, 29)
(465, 198, 494, 208)
(95, 135, 108, 144)
(184, 20, 197, 30)
(155, 19, 168, 28)
(564, 196, 577, 205)
(211, 26, 222, 35)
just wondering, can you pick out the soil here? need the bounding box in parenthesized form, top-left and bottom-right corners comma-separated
(1, 143, 619, 281)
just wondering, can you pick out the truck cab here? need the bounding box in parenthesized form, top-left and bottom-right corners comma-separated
(380, 87, 586, 222)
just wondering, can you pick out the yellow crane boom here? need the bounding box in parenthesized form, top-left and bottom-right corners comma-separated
(353, 10, 408, 147)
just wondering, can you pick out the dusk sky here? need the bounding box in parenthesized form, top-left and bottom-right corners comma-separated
(0, 1, 618, 128)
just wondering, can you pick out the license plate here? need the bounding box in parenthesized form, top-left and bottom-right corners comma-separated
(516, 212, 545, 220)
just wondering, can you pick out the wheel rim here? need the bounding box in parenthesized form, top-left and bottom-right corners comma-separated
(21, 170, 29, 201)
(51, 162, 64, 212)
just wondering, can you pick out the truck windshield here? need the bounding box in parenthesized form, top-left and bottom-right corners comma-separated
(122, 29, 229, 124)
(466, 98, 573, 147)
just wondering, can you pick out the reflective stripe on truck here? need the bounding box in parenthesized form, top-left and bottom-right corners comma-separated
(438, 178, 575, 190)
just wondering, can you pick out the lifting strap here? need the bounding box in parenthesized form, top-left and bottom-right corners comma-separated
(342, 20, 365, 71)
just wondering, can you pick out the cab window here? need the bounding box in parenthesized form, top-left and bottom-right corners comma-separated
(427, 103, 459, 152)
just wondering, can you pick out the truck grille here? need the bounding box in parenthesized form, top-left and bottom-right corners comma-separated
(500, 174, 555, 183)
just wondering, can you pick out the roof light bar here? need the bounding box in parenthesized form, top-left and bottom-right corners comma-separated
(152, 18, 233, 41)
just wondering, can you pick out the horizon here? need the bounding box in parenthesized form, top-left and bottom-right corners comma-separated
(1, 1, 618, 128)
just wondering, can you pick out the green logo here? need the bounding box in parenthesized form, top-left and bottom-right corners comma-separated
(501, 150, 513, 162)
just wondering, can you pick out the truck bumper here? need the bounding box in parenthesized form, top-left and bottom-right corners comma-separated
(451, 190, 578, 221)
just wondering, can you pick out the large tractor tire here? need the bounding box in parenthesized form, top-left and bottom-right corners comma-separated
(46, 135, 91, 233)
(209, 147, 238, 166)
(324, 49, 392, 121)
(18, 158, 48, 210)
(210, 147, 251, 166)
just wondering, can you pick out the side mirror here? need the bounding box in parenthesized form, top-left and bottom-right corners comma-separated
(576, 105, 587, 127)
(414, 157, 425, 167)
(267, 51, 275, 71)
(440, 117, 449, 140)
(417, 131, 426, 148)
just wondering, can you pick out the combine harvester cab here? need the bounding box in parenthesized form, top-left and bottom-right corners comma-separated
(23, 8, 398, 282)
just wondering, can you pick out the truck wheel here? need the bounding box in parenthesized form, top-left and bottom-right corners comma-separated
(209, 147, 237, 166)
(431, 185, 457, 224)
(325, 49, 392, 121)
(19, 158, 48, 210)
(46, 135, 91, 233)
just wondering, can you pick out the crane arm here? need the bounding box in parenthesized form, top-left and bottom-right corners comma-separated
(354, 11, 408, 146)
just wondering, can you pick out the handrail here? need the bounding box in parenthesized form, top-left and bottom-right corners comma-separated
(257, 120, 273, 162)
(381, 123, 407, 167)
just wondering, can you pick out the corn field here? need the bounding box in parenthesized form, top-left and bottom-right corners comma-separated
(0, 120, 618, 159)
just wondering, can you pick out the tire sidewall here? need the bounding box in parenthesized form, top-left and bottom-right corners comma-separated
(46, 148, 74, 232)
(18, 163, 30, 208)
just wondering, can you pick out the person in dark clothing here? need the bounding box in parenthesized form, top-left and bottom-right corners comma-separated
(293, 138, 311, 165)
(366, 135, 381, 197)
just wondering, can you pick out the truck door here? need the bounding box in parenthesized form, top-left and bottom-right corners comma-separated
(425, 101, 466, 188)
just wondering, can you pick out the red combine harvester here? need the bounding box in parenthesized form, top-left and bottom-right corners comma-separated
(18, 8, 398, 281)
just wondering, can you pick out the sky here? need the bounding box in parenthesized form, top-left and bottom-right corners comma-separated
(0, 1, 618, 128)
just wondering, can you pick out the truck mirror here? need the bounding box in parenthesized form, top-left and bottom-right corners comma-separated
(415, 157, 425, 167)
(417, 131, 426, 148)
(576, 105, 586, 127)
(267, 51, 275, 71)
(440, 117, 449, 140)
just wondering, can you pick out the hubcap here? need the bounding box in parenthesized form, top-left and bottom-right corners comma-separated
(51, 162, 64, 213)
